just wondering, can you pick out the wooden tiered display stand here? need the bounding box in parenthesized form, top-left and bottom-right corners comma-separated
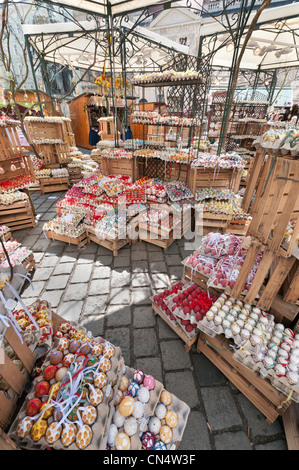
(189, 165, 242, 195)
(185, 145, 299, 431)
(101, 156, 136, 182)
(24, 117, 71, 193)
(45, 229, 88, 249)
(0, 120, 36, 231)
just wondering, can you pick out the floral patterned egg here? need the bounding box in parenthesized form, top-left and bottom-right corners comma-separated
(23, 333, 35, 347)
(63, 353, 75, 367)
(75, 355, 87, 367)
(119, 376, 129, 392)
(165, 410, 178, 429)
(119, 396, 135, 417)
(59, 322, 71, 334)
(53, 408, 63, 422)
(4, 345, 14, 359)
(46, 422, 62, 444)
(79, 342, 92, 355)
(25, 324, 36, 332)
(0, 376, 9, 391)
(75, 331, 85, 341)
(31, 419, 48, 442)
(81, 405, 97, 425)
(141, 431, 155, 450)
(37, 318, 47, 327)
(115, 432, 131, 450)
(86, 356, 99, 368)
(43, 365, 57, 382)
(26, 398, 42, 417)
(159, 425, 173, 444)
(16, 417, 33, 438)
(67, 327, 77, 339)
(40, 402, 54, 420)
(54, 331, 63, 340)
(160, 390, 172, 406)
(69, 340, 81, 354)
(49, 350, 64, 366)
(18, 318, 28, 329)
(57, 337, 69, 352)
(76, 424, 92, 450)
(99, 357, 111, 373)
(91, 343, 103, 356)
(114, 389, 123, 406)
(89, 388, 103, 406)
(68, 405, 79, 422)
(94, 371, 107, 389)
(61, 423, 77, 447)
(35, 380, 50, 398)
(83, 371, 94, 384)
(103, 344, 115, 359)
(49, 382, 61, 400)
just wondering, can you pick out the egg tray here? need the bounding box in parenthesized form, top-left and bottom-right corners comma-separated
(108, 366, 164, 451)
(164, 392, 190, 450)
(232, 350, 299, 404)
(8, 344, 124, 450)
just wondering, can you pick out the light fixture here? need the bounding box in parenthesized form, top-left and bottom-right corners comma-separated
(226, 42, 234, 53)
(253, 46, 261, 56)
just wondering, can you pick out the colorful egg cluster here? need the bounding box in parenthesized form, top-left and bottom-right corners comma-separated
(15, 331, 116, 450)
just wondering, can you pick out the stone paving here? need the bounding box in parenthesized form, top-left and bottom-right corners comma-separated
(13, 190, 288, 451)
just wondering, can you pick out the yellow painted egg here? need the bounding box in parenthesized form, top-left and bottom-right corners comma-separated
(61, 423, 77, 447)
(18, 318, 28, 329)
(40, 402, 54, 420)
(81, 405, 97, 425)
(49, 382, 61, 400)
(115, 432, 131, 450)
(16, 417, 33, 439)
(119, 376, 129, 392)
(114, 389, 123, 406)
(160, 390, 172, 406)
(160, 425, 173, 444)
(30, 419, 48, 442)
(76, 424, 92, 450)
(89, 388, 103, 406)
(46, 422, 62, 444)
(165, 410, 178, 429)
(118, 396, 135, 417)
(94, 371, 107, 389)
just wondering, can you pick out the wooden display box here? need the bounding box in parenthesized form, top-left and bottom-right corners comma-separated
(101, 156, 136, 181)
(196, 213, 250, 237)
(0, 201, 36, 231)
(189, 166, 242, 195)
(86, 226, 129, 256)
(136, 156, 191, 184)
(22, 253, 36, 273)
(45, 229, 88, 249)
(0, 325, 38, 430)
(152, 301, 198, 352)
(40, 177, 69, 194)
(61, 118, 76, 148)
(247, 154, 299, 258)
(197, 332, 292, 424)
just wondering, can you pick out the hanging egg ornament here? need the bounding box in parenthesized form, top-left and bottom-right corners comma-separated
(76, 424, 92, 450)
(94, 371, 107, 389)
(26, 398, 42, 417)
(89, 387, 103, 406)
(31, 419, 48, 442)
(92, 343, 103, 356)
(35, 380, 50, 398)
(45, 422, 62, 444)
(61, 423, 77, 448)
(16, 417, 33, 439)
(81, 405, 97, 425)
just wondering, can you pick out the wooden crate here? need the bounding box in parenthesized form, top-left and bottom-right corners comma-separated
(225, 218, 251, 236)
(0, 325, 38, 429)
(152, 302, 198, 352)
(61, 118, 76, 148)
(24, 119, 64, 142)
(40, 177, 69, 194)
(247, 155, 299, 258)
(189, 166, 242, 195)
(46, 229, 88, 249)
(282, 259, 299, 305)
(0, 201, 36, 231)
(0, 121, 26, 161)
(230, 238, 297, 310)
(197, 333, 293, 424)
(101, 157, 136, 181)
(1, 230, 13, 242)
(196, 213, 250, 237)
(282, 403, 299, 450)
(86, 227, 129, 256)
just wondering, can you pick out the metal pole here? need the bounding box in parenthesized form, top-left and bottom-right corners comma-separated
(40, 54, 56, 116)
(121, 28, 128, 136)
(25, 35, 44, 117)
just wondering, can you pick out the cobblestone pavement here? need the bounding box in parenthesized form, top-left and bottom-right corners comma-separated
(14, 190, 288, 450)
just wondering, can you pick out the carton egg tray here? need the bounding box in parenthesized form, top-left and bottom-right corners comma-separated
(8, 342, 124, 450)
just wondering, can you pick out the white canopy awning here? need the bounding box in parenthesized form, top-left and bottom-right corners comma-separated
(23, 18, 190, 74)
(200, 4, 299, 70)
(42, 0, 181, 17)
